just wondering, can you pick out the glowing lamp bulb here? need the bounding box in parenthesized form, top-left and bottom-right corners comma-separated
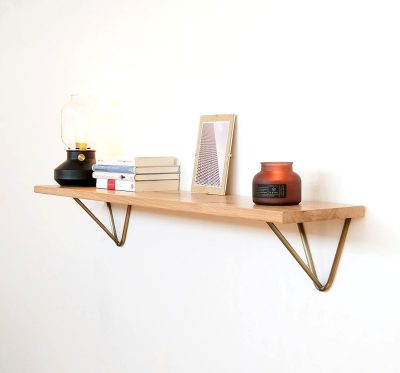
(61, 95, 94, 150)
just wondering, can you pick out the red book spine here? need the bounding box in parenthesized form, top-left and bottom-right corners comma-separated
(107, 179, 115, 190)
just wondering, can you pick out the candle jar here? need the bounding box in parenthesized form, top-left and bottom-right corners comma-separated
(252, 162, 301, 205)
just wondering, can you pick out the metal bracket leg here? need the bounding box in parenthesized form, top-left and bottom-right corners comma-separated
(267, 218, 352, 292)
(73, 198, 131, 247)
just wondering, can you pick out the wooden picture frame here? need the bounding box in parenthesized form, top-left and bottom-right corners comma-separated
(191, 114, 236, 195)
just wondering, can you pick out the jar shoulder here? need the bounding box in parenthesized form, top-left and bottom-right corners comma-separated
(253, 170, 301, 183)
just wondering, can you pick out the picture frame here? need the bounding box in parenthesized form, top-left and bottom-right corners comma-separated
(191, 114, 236, 195)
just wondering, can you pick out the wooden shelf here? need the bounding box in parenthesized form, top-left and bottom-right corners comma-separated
(34, 185, 365, 291)
(34, 185, 364, 224)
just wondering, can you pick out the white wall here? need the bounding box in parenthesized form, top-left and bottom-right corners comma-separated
(1, 0, 399, 372)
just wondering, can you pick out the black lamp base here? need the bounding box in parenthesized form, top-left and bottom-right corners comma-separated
(54, 149, 96, 186)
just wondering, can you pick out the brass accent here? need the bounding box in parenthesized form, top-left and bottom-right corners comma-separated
(73, 198, 131, 246)
(77, 154, 86, 161)
(75, 142, 88, 150)
(69, 194, 352, 287)
(267, 218, 352, 292)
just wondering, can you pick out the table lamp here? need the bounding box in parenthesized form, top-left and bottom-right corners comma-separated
(54, 95, 96, 186)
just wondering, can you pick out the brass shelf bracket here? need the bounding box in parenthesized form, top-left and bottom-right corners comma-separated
(73, 198, 131, 247)
(267, 218, 352, 292)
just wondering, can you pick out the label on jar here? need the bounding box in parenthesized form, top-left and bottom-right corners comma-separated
(253, 184, 287, 198)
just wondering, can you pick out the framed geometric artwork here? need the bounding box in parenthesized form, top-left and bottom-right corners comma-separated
(191, 114, 236, 195)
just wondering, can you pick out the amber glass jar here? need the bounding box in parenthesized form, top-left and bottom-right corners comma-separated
(252, 162, 301, 205)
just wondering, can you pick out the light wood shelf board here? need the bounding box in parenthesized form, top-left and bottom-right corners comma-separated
(34, 185, 365, 224)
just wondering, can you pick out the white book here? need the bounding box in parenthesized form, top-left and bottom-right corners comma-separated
(96, 178, 134, 192)
(96, 158, 134, 166)
(97, 157, 177, 167)
(96, 178, 179, 192)
(93, 171, 135, 181)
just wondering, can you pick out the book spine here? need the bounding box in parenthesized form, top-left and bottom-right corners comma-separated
(134, 157, 176, 167)
(135, 179, 180, 192)
(93, 172, 135, 181)
(134, 173, 180, 181)
(96, 178, 135, 192)
(92, 164, 136, 173)
(135, 166, 180, 174)
(96, 159, 135, 166)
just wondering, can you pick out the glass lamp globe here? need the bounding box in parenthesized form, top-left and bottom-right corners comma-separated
(54, 95, 96, 186)
(61, 95, 94, 150)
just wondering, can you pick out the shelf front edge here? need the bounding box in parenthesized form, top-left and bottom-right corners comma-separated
(281, 205, 365, 224)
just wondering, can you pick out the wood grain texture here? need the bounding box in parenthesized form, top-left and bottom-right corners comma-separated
(34, 185, 365, 224)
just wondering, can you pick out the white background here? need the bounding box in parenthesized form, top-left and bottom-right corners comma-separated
(1, 0, 399, 372)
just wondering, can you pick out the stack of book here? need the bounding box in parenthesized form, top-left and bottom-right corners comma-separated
(92, 157, 180, 192)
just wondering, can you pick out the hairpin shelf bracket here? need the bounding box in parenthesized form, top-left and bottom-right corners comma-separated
(73, 198, 131, 247)
(267, 218, 351, 291)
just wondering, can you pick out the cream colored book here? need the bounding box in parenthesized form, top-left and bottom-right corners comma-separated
(134, 157, 177, 167)
(135, 166, 180, 174)
(135, 173, 180, 181)
(135, 179, 179, 192)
